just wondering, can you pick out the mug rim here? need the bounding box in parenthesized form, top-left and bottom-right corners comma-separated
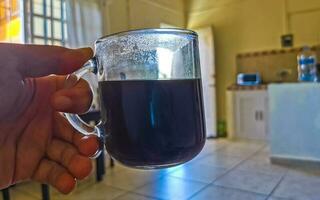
(96, 28, 198, 44)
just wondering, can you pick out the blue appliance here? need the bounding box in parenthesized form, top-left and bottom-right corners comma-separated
(237, 73, 261, 86)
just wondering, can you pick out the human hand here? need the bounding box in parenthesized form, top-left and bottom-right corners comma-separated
(0, 44, 98, 194)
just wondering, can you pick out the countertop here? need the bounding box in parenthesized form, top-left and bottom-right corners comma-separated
(227, 84, 268, 91)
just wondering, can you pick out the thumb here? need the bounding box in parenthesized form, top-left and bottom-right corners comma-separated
(0, 44, 93, 77)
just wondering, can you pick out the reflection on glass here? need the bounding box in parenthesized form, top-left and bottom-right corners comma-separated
(157, 48, 173, 79)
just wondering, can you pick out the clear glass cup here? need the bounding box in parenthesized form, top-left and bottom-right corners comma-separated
(65, 28, 206, 169)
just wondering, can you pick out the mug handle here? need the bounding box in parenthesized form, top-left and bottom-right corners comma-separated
(63, 57, 103, 159)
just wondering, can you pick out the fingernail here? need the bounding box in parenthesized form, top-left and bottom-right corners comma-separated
(64, 74, 78, 89)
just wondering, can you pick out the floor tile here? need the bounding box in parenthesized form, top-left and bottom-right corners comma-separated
(272, 171, 320, 200)
(13, 175, 99, 198)
(113, 192, 158, 200)
(236, 158, 288, 176)
(160, 165, 185, 174)
(215, 145, 260, 159)
(105, 162, 130, 175)
(168, 162, 227, 183)
(224, 139, 266, 150)
(11, 182, 55, 199)
(52, 182, 126, 200)
(189, 185, 267, 200)
(250, 150, 271, 162)
(199, 139, 225, 153)
(73, 175, 98, 192)
(267, 197, 290, 200)
(135, 176, 206, 200)
(286, 167, 320, 179)
(4, 176, 99, 200)
(206, 138, 229, 147)
(214, 169, 282, 195)
(180, 153, 210, 167)
(7, 139, 320, 200)
(196, 152, 244, 169)
(104, 168, 165, 190)
(1, 188, 39, 200)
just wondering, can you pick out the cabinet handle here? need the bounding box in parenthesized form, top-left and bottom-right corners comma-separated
(260, 111, 263, 121)
(255, 111, 259, 121)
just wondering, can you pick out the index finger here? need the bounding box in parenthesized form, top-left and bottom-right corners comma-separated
(0, 43, 93, 78)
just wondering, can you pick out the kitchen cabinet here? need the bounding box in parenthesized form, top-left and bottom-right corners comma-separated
(226, 88, 268, 141)
(269, 83, 320, 165)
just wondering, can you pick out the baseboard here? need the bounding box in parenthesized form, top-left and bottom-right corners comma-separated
(270, 155, 320, 169)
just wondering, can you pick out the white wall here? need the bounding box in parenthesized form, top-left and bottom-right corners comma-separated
(104, 0, 186, 34)
(287, 0, 320, 46)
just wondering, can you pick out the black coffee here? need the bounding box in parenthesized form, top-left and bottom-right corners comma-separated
(99, 79, 206, 168)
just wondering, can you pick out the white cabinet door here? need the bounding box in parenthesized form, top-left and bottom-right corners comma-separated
(237, 96, 259, 140)
(230, 90, 268, 141)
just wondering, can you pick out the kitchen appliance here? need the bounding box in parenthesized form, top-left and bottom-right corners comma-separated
(237, 73, 261, 86)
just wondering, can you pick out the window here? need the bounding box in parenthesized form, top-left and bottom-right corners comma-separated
(26, 0, 67, 46)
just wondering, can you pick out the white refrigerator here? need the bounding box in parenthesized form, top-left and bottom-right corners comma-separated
(195, 26, 217, 138)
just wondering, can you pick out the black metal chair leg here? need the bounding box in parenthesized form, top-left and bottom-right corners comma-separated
(110, 158, 114, 168)
(96, 150, 105, 182)
(41, 184, 50, 200)
(2, 188, 10, 200)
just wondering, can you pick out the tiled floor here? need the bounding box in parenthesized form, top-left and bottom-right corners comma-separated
(2, 139, 320, 200)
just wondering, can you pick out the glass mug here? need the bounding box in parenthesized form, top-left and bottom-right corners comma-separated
(64, 28, 206, 169)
